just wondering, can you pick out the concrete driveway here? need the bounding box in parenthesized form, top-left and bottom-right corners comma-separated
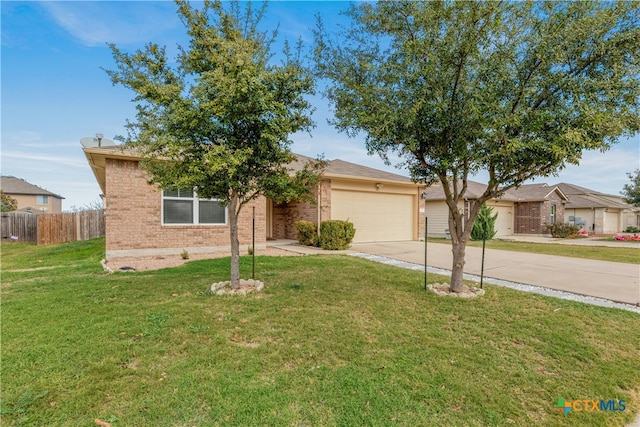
(350, 241, 640, 306)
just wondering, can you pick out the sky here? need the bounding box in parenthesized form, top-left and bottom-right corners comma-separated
(2, 1, 639, 211)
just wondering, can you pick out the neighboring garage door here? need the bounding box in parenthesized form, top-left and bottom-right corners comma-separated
(331, 190, 414, 242)
(424, 201, 452, 238)
(492, 205, 513, 236)
(603, 209, 620, 234)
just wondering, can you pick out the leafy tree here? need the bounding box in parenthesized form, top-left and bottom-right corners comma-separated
(0, 190, 17, 212)
(68, 198, 104, 212)
(621, 169, 640, 207)
(470, 203, 497, 241)
(106, 0, 321, 288)
(315, 1, 640, 292)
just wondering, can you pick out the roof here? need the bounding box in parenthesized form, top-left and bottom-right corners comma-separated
(0, 176, 64, 199)
(504, 183, 568, 202)
(554, 182, 637, 210)
(422, 180, 489, 200)
(423, 180, 567, 202)
(288, 153, 415, 183)
(554, 182, 600, 196)
(83, 146, 420, 194)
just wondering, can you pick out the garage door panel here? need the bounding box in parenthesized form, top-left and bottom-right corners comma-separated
(424, 201, 455, 237)
(331, 190, 414, 242)
(493, 206, 513, 236)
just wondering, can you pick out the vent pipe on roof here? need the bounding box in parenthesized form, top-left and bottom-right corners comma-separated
(96, 133, 103, 147)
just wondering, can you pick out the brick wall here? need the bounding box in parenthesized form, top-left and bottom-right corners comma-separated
(105, 158, 266, 257)
(514, 193, 565, 234)
(271, 179, 331, 240)
(514, 202, 542, 234)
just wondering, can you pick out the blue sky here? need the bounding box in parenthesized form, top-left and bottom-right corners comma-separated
(2, 1, 639, 211)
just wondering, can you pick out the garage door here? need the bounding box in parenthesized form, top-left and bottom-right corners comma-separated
(603, 209, 620, 234)
(492, 205, 513, 236)
(424, 201, 453, 238)
(331, 190, 414, 242)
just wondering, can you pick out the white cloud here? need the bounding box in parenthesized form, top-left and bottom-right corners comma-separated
(2, 151, 87, 169)
(41, 2, 179, 47)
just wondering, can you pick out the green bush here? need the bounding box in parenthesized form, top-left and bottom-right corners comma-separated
(624, 226, 640, 233)
(295, 220, 319, 247)
(470, 203, 498, 241)
(319, 220, 356, 250)
(545, 222, 580, 238)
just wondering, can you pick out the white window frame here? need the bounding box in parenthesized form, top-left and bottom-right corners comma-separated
(162, 189, 227, 226)
(36, 195, 48, 205)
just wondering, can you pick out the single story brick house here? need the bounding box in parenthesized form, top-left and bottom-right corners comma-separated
(83, 146, 425, 259)
(556, 182, 639, 233)
(423, 180, 568, 237)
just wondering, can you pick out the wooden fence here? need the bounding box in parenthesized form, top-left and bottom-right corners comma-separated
(1, 209, 105, 245)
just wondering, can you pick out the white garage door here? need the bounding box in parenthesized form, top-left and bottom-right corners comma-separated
(603, 209, 620, 233)
(493, 205, 513, 236)
(424, 201, 452, 238)
(331, 190, 414, 242)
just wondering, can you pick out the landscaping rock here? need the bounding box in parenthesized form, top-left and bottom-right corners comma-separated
(427, 283, 485, 298)
(210, 279, 265, 295)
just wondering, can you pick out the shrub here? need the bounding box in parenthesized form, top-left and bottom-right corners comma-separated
(470, 203, 498, 241)
(180, 249, 189, 260)
(545, 222, 580, 238)
(624, 226, 640, 233)
(295, 220, 319, 247)
(319, 220, 356, 250)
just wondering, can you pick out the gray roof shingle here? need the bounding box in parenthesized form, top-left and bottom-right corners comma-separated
(291, 154, 415, 184)
(422, 180, 566, 202)
(0, 176, 64, 198)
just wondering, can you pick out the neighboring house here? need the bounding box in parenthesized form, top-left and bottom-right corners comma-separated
(0, 176, 64, 213)
(83, 146, 425, 259)
(555, 183, 639, 233)
(423, 180, 568, 237)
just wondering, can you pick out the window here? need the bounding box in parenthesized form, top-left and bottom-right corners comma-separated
(550, 204, 556, 224)
(162, 189, 226, 225)
(36, 195, 48, 205)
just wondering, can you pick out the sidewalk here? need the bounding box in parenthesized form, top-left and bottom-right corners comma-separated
(269, 239, 640, 307)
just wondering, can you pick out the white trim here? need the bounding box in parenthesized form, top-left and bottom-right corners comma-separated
(161, 189, 228, 225)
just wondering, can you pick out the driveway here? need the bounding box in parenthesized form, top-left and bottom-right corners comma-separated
(350, 241, 640, 306)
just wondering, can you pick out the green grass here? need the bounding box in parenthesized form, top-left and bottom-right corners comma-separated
(2, 239, 639, 426)
(427, 238, 640, 264)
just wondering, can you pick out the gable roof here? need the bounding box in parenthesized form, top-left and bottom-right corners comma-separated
(422, 180, 489, 200)
(554, 182, 599, 196)
(83, 146, 420, 194)
(504, 183, 568, 202)
(288, 154, 415, 184)
(555, 182, 636, 210)
(0, 176, 64, 199)
(423, 179, 567, 202)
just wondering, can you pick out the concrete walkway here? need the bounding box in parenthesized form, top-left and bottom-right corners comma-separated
(269, 239, 640, 307)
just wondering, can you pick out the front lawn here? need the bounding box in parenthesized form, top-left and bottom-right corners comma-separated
(1, 239, 638, 426)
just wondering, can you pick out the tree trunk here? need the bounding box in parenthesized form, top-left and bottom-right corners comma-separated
(450, 239, 466, 292)
(228, 194, 241, 289)
(448, 197, 486, 292)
